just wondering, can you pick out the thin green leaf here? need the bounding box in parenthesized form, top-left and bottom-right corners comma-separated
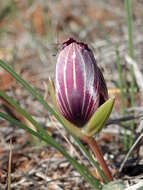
(0, 90, 101, 187)
(115, 45, 128, 150)
(0, 90, 43, 135)
(125, 0, 135, 148)
(125, 0, 134, 58)
(0, 112, 102, 190)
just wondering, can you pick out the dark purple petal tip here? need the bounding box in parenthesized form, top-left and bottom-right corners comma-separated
(55, 38, 108, 127)
(62, 38, 91, 51)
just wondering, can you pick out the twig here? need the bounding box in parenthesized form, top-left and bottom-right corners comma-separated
(36, 172, 80, 183)
(107, 115, 136, 125)
(7, 139, 12, 190)
(125, 55, 143, 95)
(119, 133, 143, 172)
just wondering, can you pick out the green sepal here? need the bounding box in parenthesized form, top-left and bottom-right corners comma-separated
(83, 98, 115, 137)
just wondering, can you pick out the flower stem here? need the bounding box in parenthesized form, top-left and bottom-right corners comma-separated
(82, 136, 113, 182)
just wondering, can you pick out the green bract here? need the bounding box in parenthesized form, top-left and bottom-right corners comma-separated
(84, 98, 115, 137)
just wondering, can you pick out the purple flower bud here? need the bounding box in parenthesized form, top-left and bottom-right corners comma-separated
(55, 38, 108, 127)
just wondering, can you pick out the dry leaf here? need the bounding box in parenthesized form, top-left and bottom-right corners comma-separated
(0, 72, 14, 90)
(31, 4, 46, 35)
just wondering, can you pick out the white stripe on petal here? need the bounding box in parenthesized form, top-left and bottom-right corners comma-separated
(63, 45, 73, 114)
(77, 47, 86, 114)
(87, 94, 99, 119)
(84, 93, 92, 120)
(56, 47, 72, 116)
(58, 89, 71, 116)
(72, 47, 76, 90)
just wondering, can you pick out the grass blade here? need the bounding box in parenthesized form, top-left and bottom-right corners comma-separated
(125, 0, 134, 58)
(125, 0, 135, 147)
(0, 111, 102, 189)
(0, 90, 44, 135)
(115, 45, 128, 149)
(0, 89, 102, 188)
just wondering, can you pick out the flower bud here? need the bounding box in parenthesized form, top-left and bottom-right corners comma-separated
(55, 38, 108, 127)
